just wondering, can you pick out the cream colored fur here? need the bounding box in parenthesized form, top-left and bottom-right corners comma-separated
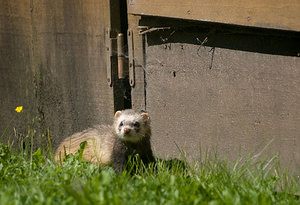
(54, 125, 116, 166)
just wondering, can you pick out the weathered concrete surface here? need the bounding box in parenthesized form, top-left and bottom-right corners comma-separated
(0, 0, 121, 149)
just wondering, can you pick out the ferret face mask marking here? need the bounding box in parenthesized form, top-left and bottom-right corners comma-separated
(114, 110, 150, 143)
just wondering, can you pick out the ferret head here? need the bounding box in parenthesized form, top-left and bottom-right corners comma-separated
(113, 109, 151, 143)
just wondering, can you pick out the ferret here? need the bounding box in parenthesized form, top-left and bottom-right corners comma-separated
(54, 109, 155, 172)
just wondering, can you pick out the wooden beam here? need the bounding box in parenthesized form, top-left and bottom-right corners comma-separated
(128, 0, 300, 32)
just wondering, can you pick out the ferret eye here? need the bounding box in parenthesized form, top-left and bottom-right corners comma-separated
(120, 122, 124, 126)
(134, 122, 140, 127)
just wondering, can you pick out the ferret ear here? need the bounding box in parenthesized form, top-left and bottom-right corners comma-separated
(141, 112, 150, 121)
(114, 111, 122, 119)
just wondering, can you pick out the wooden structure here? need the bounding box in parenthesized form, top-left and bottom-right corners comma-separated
(127, 1, 300, 172)
(0, 0, 128, 148)
(128, 0, 300, 32)
(1, 0, 299, 173)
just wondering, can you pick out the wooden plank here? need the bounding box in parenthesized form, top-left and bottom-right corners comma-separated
(128, 0, 300, 32)
(0, 0, 122, 149)
(0, 1, 37, 144)
(30, 0, 124, 148)
(140, 19, 300, 172)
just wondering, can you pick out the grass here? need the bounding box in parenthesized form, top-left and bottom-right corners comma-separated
(0, 141, 299, 205)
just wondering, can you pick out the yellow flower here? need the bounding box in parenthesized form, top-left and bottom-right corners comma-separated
(15, 106, 23, 113)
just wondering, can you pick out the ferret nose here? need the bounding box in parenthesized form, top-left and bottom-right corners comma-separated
(124, 128, 131, 134)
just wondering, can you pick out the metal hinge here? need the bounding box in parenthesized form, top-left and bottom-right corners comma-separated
(106, 28, 117, 86)
(117, 33, 126, 79)
(106, 29, 135, 87)
(127, 29, 135, 87)
(107, 29, 132, 86)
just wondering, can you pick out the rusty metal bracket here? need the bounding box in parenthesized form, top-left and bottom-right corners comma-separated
(128, 29, 135, 87)
(117, 33, 126, 79)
